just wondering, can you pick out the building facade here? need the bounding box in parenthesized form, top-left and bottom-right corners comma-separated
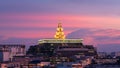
(38, 39, 97, 57)
(36, 23, 97, 57)
(0, 44, 25, 61)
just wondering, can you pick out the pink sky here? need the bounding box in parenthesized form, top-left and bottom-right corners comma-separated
(1, 0, 120, 52)
(1, 14, 120, 38)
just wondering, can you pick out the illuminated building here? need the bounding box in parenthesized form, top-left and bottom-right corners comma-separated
(37, 22, 97, 57)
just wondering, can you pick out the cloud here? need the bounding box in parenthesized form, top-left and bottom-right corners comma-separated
(0, 36, 8, 41)
(0, 0, 120, 16)
(1, 14, 120, 29)
(0, 37, 40, 49)
(1, 28, 120, 52)
(67, 28, 120, 52)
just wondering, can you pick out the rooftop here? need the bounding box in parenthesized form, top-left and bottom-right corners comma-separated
(38, 39, 83, 44)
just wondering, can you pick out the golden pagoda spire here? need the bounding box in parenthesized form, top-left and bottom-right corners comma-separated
(54, 22, 65, 39)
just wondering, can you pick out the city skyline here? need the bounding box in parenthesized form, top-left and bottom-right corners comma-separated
(0, 0, 120, 52)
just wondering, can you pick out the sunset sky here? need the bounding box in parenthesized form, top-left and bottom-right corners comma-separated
(0, 0, 120, 52)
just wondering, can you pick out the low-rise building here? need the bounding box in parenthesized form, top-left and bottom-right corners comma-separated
(0, 44, 26, 62)
(95, 58, 119, 64)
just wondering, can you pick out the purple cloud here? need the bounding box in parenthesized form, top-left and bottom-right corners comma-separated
(67, 28, 120, 52)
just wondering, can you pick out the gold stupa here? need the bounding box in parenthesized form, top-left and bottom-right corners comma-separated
(54, 23, 65, 39)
